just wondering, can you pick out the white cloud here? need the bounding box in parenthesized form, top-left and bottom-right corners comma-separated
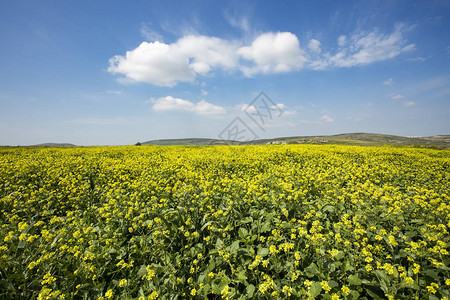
(108, 35, 238, 87)
(383, 78, 393, 85)
(238, 32, 307, 76)
(193, 100, 226, 115)
(201, 89, 208, 96)
(391, 94, 404, 99)
(270, 103, 297, 116)
(150, 96, 225, 115)
(109, 24, 415, 86)
(404, 101, 416, 107)
(238, 104, 257, 113)
(283, 110, 297, 116)
(407, 56, 426, 62)
(320, 115, 334, 123)
(108, 41, 196, 87)
(271, 103, 285, 110)
(338, 35, 347, 47)
(308, 39, 321, 53)
(225, 14, 250, 33)
(313, 23, 415, 69)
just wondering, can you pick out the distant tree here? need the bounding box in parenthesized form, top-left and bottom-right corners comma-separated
(135, 142, 142, 146)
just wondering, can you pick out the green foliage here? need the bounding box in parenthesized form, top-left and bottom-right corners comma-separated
(0, 145, 449, 299)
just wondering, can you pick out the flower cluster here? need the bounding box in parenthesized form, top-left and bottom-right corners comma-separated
(0, 145, 449, 299)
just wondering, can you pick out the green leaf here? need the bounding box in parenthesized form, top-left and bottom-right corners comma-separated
(236, 270, 247, 281)
(246, 284, 255, 297)
(374, 270, 388, 283)
(17, 239, 26, 249)
(305, 263, 320, 277)
(348, 275, 362, 286)
(260, 222, 272, 233)
(215, 279, 229, 294)
(136, 265, 147, 278)
(310, 282, 322, 298)
(198, 272, 206, 283)
(257, 247, 269, 257)
(229, 240, 239, 254)
(335, 251, 345, 260)
(349, 290, 360, 299)
(328, 280, 339, 289)
(207, 260, 216, 272)
(242, 217, 253, 223)
(216, 238, 224, 249)
(138, 288, 145, 298)
(322, 205, 334, 213)
(238, 228, 248, 239)
(365, 287, 384, 300)
(423, 269, 439, 281)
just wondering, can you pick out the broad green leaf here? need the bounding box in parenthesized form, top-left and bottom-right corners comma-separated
(328, 280, 338, 289)
(310, 282, 322, 298)
(335, 251, 345, 260)
(238, 228, 248, 239)
(229, 240, 240, 254)
(348, 275, 362, 286)
(305, 263, 320, 277)
(216, 238, 224, 249)
(257, 247, 269, 257)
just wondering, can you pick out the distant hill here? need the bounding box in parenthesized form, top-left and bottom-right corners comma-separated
(141, 138, 240, 146)
(31, 143, 77, 147)
(141, 133, 450, 148)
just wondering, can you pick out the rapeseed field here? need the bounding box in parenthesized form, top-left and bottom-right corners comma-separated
(0, 145, 449, 299)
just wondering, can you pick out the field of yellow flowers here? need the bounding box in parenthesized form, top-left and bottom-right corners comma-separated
(0, 145, 449, 299)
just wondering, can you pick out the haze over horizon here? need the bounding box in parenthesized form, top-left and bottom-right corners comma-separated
(1, 0, 449, 146)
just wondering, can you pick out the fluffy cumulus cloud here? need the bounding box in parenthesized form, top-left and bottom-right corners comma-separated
(238, 32, 307, 76)
(108, 42, 195, 87)
(109, 24, 415, 86)
(150, 96, 225, 115)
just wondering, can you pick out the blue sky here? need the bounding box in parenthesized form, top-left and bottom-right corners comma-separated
(0, 0, 449, 145)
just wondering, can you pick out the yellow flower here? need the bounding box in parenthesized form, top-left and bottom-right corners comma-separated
(221, 285, 230, 298)
(405, 277, 414, 285)
(118, 279, 127, 287)
(190, 288, 196, 296)
(282, 285, 292, 296)
(341, 286, 350, 296)
(105, 289, 114, 299)
(331, 294, 340, 300)
(148, 291, 158, 300)
(413, 263, 420, 274)
(321, 281, 331, 293)
(427, 285, 436, 294)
